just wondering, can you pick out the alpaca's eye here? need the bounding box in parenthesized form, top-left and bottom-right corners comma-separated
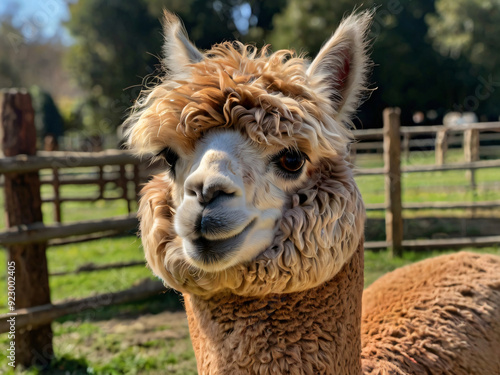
(157, 147, 179, 175)
(273, 149, 307, 178)
(159, 147, 179, 166)
(279, 151, 305, 172)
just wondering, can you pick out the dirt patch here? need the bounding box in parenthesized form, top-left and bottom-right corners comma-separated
(54, 309, 196, 374)
(100, 310, 190, 346)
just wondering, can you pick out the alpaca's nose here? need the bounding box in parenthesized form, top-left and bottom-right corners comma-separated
(185, 178, 236, 205)
(183, 154, 243, 205)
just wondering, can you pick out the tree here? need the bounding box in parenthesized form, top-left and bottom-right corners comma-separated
(268, 0, 361, 54)
(427, 0, 500, 117)
(65, 0, 162, 133)
(66, 0, 497, 129)
(268, 0, 472, 127)
(64, 0, 288, 132)
(0, 16, 74, 98)
(146, 0, 286, 47)
(427, 0, 500, 72)
(0, 17, 23, 87)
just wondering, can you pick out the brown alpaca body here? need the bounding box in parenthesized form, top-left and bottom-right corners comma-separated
(185, 249, 500, 375)
(362, 251, 500, 375)
(185, 244, 364, 375)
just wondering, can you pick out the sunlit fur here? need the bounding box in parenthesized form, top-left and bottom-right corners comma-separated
(125, 11, 372, 297)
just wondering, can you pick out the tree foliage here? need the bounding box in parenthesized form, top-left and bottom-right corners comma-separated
(427, 0, 500, 72)
(65, 0, 162, 133)
(63, 0, 500, 131)
(0, 16, 73, 96)
(146, 0, 286, 47)
(268, 0, 477, 126)
(0, 16, 70, 141)
(427, 0, 500, 116)
(64, 0, 288, 131)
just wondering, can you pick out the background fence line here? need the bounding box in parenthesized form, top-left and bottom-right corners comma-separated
(352, 109, 500, 254)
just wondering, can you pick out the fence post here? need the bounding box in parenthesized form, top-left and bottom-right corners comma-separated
(383, 108, 403, 257)
(52, 168, 61, 222)
(402, 133, 410, 162)
(464, 128, 479, 190)
(0, 89, 53, 368)
(435, 128, 448, 165)
(98, 166, 105, 199)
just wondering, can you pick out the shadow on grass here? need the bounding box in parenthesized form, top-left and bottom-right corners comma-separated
(55, 291, 184, 325)
(27, 356, 90, 375)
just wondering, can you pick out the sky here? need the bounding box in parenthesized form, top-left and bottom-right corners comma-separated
(1, 0, 254, 42)
(0, 0, 73, 44)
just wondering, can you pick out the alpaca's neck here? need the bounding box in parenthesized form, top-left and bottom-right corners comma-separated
(184, 244, 364, 375)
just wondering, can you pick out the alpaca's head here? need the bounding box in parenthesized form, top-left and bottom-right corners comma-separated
(125, 10, 371, 297)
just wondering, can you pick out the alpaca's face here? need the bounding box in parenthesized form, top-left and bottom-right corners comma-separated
(125, 11, 371, 296)
(167, 129, 306, 272)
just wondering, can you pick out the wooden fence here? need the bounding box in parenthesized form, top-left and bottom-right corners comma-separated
(1, 90, 500, 367)
(354, 108, 500, 256)
(0, 90, 165, 368)
(0, 150, 143, 223)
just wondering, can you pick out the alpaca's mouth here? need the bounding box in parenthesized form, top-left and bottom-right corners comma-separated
(185, 219, 257, 267)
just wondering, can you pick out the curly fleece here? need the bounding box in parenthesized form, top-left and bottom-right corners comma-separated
(361, 251, 500, 374)
(185, 243, 364, 375)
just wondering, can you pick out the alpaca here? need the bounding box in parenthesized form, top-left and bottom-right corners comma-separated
(125, 11, 500, 374)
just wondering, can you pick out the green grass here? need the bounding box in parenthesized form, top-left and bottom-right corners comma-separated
(0, 237, 151, 312)
(0, 296, 196, 375)
(354, 149, 500, 212)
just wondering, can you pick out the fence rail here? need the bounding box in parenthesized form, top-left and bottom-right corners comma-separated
(0, 150, 143, 223)
(0, 150, 138, 174)
(356, 159, 500, 176)
(0, 215, 138, 245)
(351, 122, 500, 169)
(0, 280, 164, 334)
(353, 121, 500, 139)
(365, 200, 500, 211)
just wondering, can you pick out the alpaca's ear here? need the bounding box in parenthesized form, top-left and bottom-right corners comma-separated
(162, 10, 203, 76)
(307, 11, 373, 121)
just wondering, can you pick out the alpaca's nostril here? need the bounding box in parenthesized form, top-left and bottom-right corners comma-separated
(186, 188, 198, 198)
(208, 189, 222, 203)
(185, 182, 204, 202)
(202, 184, 236, 205)
(185, 182, 236, 205)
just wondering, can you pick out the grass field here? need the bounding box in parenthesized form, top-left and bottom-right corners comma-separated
(355, 149, 500, 209)
(0, 149, 499, 374)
